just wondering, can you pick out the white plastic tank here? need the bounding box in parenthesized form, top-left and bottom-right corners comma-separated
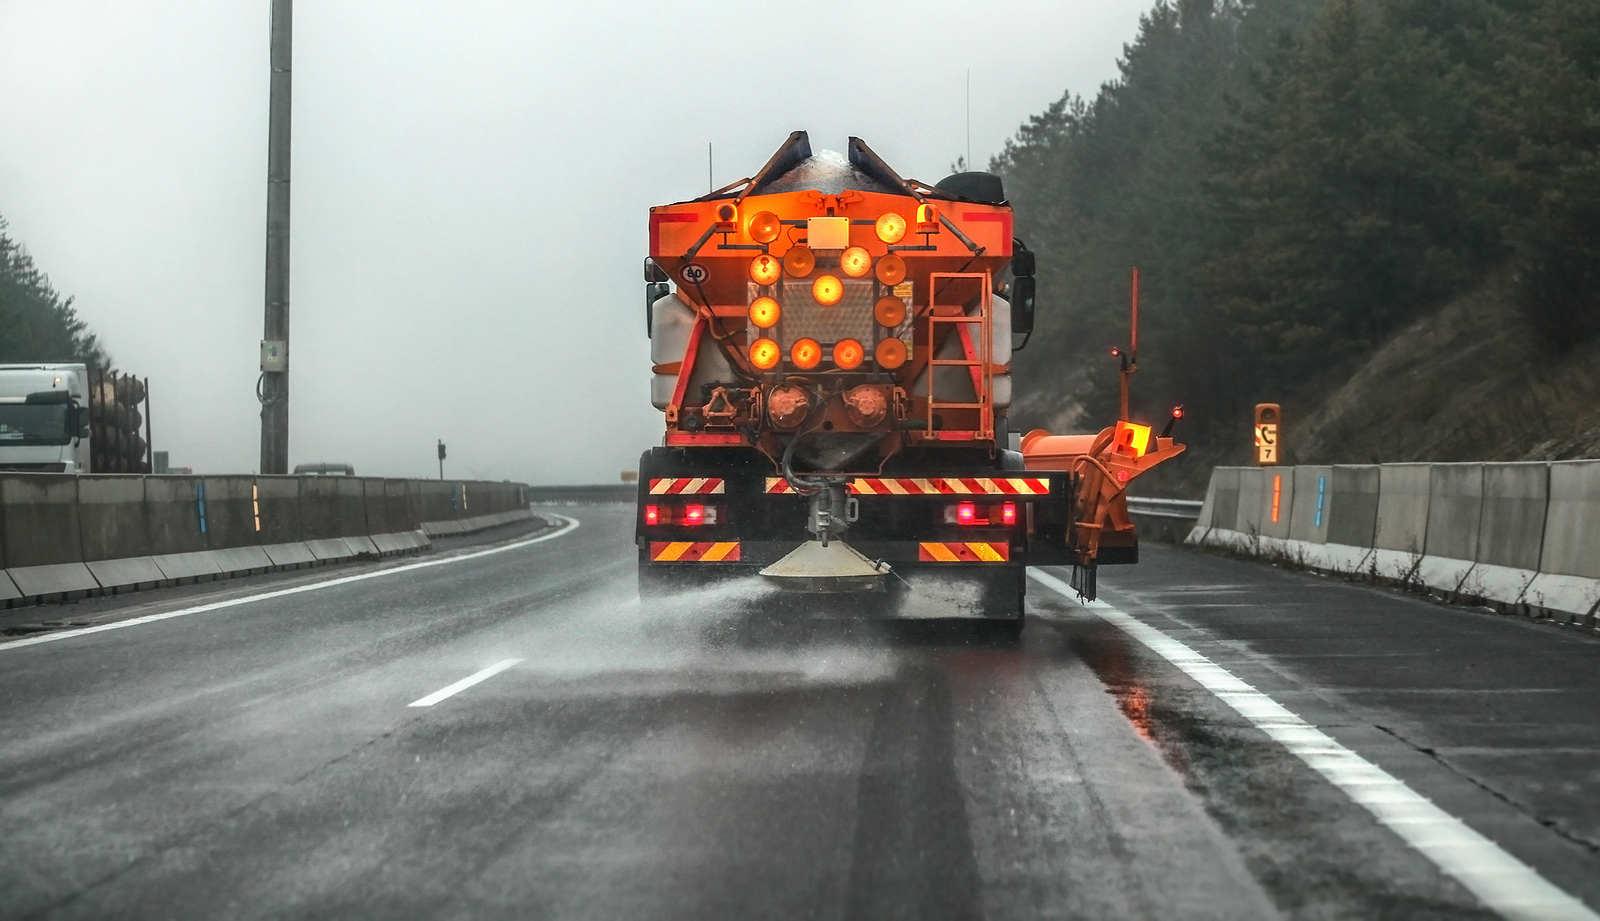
(650, 289, 734, 410)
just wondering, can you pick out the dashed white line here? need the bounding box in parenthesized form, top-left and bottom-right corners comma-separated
(0, 515, 581, 653)
(408, 658, 524, 707)
(1030, 568, 1598, 921)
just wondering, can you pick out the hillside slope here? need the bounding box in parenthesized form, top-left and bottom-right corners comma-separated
(1298, 278, 1600, 465)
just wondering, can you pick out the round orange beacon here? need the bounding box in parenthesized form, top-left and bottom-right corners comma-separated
(833, 338, 865, 370)
(875, 337, 908, 369)
(791, 338, 822, 370)
(749, 253, 781, 285)
(746, 211, 781, 244)
(875, 253, 906, 286)
(874, 295, 907, 328)
(839, 246, 872, 278)
(748, 296, 780, 328)
(812, 274, 844, 306)
(784, 245, 815, 277)
(749, 338, 781, 370)
(875, 212, 907, 244)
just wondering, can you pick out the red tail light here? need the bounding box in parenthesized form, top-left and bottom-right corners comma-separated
(943, 501, 1022, 527)
(644, 504, 719, 526)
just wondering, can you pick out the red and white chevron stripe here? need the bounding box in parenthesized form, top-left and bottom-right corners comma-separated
(764, 477, 1049, 496)
(649, 478, 726, 495)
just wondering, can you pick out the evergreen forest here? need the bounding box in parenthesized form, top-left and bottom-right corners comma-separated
(996, 0, 1600, 463)
(0, 215, 109, 367)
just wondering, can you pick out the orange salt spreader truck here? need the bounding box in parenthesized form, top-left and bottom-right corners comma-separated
(636, 132, 1183, 628)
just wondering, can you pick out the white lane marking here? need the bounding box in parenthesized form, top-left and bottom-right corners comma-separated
(1030, 568, 1599, 921)
(408, 658, 523, 707)
(1, 516, 581, 653)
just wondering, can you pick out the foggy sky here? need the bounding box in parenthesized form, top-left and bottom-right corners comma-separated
(0, 0, 1150, 483)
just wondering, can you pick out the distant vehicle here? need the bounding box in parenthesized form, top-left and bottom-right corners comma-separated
(0, 364, 153, 474)
(293, 462, 356, 476)
(0, 364, 90, 473)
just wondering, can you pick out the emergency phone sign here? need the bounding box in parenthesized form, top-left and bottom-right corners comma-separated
(1254, 403, 1281, 465)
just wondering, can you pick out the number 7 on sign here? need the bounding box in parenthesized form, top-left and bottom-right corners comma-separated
(1255, 424, 1278, 464)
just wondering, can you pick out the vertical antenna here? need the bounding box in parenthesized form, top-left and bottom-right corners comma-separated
(708, 142, 713, 193)
(1131, 265, 1140, 363)
(966, 69, 971, 169)
(1120, 266, 1139, 421)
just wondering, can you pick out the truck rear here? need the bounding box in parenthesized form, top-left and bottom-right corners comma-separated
(636, 133, 1183, 627)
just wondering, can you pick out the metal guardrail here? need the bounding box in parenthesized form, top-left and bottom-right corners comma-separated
(526, 484, 634, 505)
(1126, 497, 1204, 519)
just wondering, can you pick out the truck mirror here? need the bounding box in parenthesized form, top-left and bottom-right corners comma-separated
(1011, 276, 1036, 335)
(1010, 250, 1035, 277)
(646, 281, 669, 337)
(645, 258, 669, 284)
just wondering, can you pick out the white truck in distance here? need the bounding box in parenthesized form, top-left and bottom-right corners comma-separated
(0, 363, 90, 473)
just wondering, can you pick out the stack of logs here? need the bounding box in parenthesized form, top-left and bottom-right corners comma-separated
(89, 369, 151, 474)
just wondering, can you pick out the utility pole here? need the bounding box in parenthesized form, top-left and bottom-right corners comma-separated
(259, 0, 292, 474)
(437, 440, 446, 480)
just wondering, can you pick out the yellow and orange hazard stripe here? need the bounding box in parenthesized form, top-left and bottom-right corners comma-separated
(918, 542, 1010, 562)
(649, 478, 726, 495)
(649, 541, 741, 562)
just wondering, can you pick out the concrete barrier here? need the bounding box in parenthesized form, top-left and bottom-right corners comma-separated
(262, 542, 315, 567)
(254, 476, 302, 545)
(1288, 466, 1332, 544)
(1529, 460, 1600, 615)
(1, 475, 98, 595)
(1478, 463, 1548, 571)
(200, 476, 260, 550)
(1188, 460, 1600, 619)
(1372, 464, 1431, 580)
(360, 478, 389, 535)
(144, 476, 207, 556)
(1325, 465, 1380, 550)
(0, 472, 527, 606)
(9, 563, 98, 597)
(1415, 464, 1483, 594)
(78, 476, 150, 564)
(1259, 468, 1295, 541)
(1237, 468, 1264, 535)
(153, 550, 222, 580)
(2, 475, 82, 568)
(383, 479, 412, 533)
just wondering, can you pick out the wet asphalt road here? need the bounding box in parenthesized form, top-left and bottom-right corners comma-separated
(0, 505, 1596, 919)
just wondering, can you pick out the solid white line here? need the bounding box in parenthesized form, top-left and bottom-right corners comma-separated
(1030, 568, 1598, 921)
(0, 516, 581, 654)
(407, 658, 523, 707)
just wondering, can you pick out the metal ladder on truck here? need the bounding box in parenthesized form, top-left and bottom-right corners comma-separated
(923, 272, 994, 441)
